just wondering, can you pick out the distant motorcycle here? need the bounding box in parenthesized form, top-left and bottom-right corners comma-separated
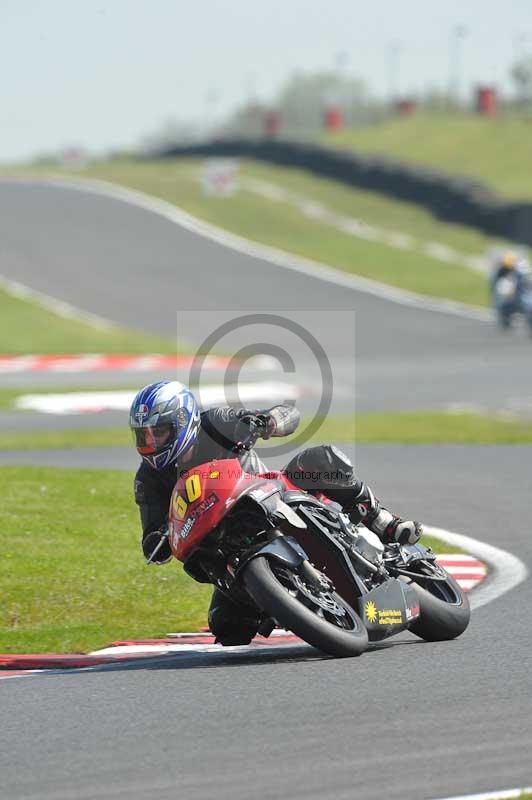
(153, 423, 470, 658)
(492, 271, 532, 334)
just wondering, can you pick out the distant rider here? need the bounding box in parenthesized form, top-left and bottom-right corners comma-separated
(491, 250, 531, 290)
(129, 381, 423, 645)
(491, 250, 532, 327)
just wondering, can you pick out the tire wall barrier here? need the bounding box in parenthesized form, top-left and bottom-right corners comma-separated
(151, 139, 532, 246)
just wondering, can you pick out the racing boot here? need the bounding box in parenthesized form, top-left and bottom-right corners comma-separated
(208, 589, 261, 646)
(347, 481, 423, 545)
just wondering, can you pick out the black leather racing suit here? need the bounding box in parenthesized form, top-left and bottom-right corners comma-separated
(134, 405, 420, 645)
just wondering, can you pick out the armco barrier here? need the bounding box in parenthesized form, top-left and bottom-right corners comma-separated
(151, 139, 532, 246)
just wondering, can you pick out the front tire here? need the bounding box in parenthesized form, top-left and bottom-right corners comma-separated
(408, 571, 470, 641)
(243, 556, 368, 658)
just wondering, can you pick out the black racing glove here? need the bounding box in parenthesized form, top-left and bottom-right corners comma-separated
(239, 413, 271, 437)
(384, 518, 423, 546)
(142, 528, 172, 564)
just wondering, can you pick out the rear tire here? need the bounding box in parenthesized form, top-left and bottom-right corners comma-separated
(242, 556, 368, 658)
(408, 572, 470, 642)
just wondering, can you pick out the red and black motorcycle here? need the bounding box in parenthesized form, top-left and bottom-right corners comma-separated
(157, 428, 470, 658)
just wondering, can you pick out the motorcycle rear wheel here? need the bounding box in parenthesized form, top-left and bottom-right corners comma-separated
(407, 568, 470, 642)
(243, 556, 368, 658)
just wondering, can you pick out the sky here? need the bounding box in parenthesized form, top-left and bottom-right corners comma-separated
(2, 0, 532, 161)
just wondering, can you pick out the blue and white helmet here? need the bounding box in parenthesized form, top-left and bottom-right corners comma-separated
(129, 381, 201, 470)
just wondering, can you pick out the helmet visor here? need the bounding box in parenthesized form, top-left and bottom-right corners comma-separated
(133, 423, 174, 456)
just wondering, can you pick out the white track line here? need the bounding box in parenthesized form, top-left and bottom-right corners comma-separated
(425, 526, 528, 610)
(0, 175, 492, 323)
(0, 273, 116, 330)
(432, 787, 532, 800)
(15, 382, 303, 414)
(242, 175, 488, 274)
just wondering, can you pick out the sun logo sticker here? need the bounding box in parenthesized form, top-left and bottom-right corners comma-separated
(365, 600, 378, 624)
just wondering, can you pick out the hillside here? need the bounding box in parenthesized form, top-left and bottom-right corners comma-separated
(322, 113, 532, 201)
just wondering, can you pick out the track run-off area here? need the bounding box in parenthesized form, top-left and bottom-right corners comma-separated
(0, 177, 531, 800)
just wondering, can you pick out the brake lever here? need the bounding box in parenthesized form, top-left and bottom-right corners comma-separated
(145, 530, 170, 564)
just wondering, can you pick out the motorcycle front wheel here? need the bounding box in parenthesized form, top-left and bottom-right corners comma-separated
(242, 556, 368, 658)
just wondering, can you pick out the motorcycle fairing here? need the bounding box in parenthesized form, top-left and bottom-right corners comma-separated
(232, 534, 309, 578)
(168, 459, 302, 562)
(359, 579, 420, 641)
(288, 503, 367, 609)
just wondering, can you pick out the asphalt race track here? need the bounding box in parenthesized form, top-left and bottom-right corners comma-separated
(2, 179, 532, 417)
(1, 179, 531, 800)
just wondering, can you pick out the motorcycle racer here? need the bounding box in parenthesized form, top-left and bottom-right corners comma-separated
(491, 251, 532, 331)
(129, 380, 423, 644)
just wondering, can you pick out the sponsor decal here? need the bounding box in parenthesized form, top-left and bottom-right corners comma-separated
(176, 407, 189, 428)
(364, 601, 404, 626)
(180, 493, 220, 534)
(377, 608, 403, 625)
(180, 517, 195, 540)
(135, 404, 150, 423)
(209, 470, 220, 479)
(405, 604, 420, 621)
(194, 492, 219, 516)
(365, 600, 378, 624)
(172, 491, 220, 541)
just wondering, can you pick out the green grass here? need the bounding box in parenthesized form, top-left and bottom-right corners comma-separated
(0, 286, 178, 354)
(0, 427, 131, 451)
(22, 158, 491, 308)
(319, 411, 532, 444)
(0, 465, 459, 653)
(0, 467, 213, 653)
(322, 112, 532, 201)
(3, 411, 532, 452)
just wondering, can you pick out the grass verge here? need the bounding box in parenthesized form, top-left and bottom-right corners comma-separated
(0, 467, 212, 653)
(0, 286, 178, 354)
(17, 159, 492, 307)
(0, 465, 459, 653)
(315, 411, 532, 444)
(2, 411, 532, 452)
